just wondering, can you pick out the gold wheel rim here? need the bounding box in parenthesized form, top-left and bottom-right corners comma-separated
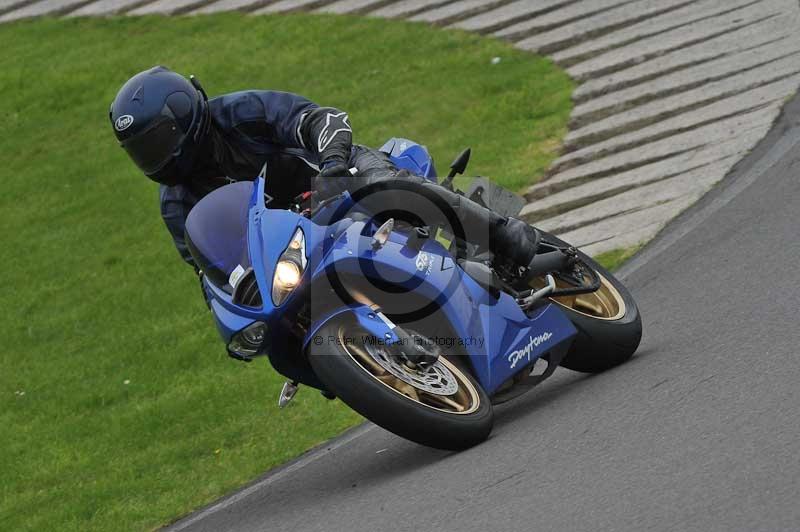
(532, 272, 626, 321)
(338, 326, 481, 415)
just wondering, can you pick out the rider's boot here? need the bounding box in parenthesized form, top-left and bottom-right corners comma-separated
(489, 216, 540, 271)
(449, 193, 540, 269)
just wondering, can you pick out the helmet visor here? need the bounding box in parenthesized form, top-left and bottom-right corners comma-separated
(121, 118, 185, 174)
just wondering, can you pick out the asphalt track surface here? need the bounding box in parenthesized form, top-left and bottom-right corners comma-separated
(166, 96, 800, 532)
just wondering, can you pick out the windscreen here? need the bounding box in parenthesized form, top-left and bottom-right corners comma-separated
(185, 181, 254, 293)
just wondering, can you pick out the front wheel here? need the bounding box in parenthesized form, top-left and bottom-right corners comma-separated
(307, 319, 493, 450)
(533, 235, 642, 373)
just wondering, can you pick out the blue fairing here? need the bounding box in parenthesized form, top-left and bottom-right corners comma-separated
(308, 217, 575, 392)
(191, 138, 578, 396)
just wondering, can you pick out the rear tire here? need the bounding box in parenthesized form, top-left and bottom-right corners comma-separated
(539, 234, 642, 373)
(307, 318, 493, 450)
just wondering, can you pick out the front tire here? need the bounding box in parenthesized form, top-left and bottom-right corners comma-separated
(307, 319, 493, 450)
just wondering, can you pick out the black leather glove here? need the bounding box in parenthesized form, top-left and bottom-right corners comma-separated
(300, 106, 352, 166)
(314, 161, 351, 200)
(299, 106, 354, 200)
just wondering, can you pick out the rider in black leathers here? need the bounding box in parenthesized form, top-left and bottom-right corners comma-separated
(110, 66, 539, 271)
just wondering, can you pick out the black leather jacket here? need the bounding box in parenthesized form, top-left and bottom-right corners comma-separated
(160, 90, 353, 265)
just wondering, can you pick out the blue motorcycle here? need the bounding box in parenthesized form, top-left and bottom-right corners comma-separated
(185, 139, 642, 450)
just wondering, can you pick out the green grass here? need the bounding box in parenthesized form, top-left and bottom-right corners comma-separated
(595, 244, 644, 272)
(0, 13, 572, 532)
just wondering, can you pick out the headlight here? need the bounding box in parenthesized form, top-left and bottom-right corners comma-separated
(227, 321, 268, 361)
(272, 227, 306, 305)
(275, 260, 301, 289)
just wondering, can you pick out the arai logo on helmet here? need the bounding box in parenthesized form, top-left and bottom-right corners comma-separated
(114, 115, 134, 132)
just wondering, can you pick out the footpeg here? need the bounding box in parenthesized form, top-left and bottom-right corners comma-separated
(278, 381, 299, 408)
(517, 274, 556, 310)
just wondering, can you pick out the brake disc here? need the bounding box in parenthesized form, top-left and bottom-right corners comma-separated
(364, 337, 459, 396)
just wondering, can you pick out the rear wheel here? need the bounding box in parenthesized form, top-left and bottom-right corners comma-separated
(307, 318, 493, 450)
(531, 236, 642, 373)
